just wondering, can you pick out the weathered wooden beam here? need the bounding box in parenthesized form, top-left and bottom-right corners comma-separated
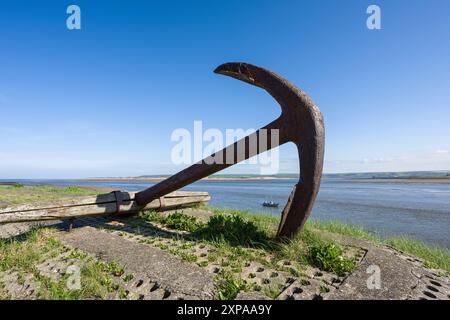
(0, 191, 210, 224)
(0, 191, 209, 214)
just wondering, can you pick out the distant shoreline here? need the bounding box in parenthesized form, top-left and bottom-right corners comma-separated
(349, 178, 450, 184)
(78, 176, 295, 182)
(75, 176, 450, 184)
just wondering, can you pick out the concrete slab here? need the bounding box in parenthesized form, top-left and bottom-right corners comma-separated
(59, 226, 216, 300)
(0, 221, 60, 239)
(324, 234, 450, 300)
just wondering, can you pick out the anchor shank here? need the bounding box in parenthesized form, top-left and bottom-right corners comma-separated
(135, 119, 284, 206)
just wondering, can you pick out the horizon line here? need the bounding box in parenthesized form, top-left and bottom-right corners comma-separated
(1, 169, 449, 181)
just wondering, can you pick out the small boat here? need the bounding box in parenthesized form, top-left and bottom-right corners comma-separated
(262, 201, 279, 208)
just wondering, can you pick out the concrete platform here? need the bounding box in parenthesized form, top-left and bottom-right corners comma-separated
(59, 226, 216, 300)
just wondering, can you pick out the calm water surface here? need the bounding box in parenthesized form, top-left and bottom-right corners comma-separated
(5, 178, 450, 249)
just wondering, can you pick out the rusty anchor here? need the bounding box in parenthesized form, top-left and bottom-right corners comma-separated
(0, 62, 324, 237)
(136, 62, 325, 238)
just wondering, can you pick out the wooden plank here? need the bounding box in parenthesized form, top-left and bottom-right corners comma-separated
(0, 195, 210, 224)
(165, 191, 209, 197)
(0, 191, 209, 214)
(0, 192, 127, 214)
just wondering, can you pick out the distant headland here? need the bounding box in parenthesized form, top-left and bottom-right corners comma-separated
(77, 170, 450, 184)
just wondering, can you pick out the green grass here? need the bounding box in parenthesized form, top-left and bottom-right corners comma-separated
(308, 243, 356, 276)
(200, 207, 450, 274)
(385, 237, 450, 271)
(0, 185, 96, 196)
(140, 210, 204, 232)
(138, 208, 359, 295)
(0, 185, 97, 205)
(0, 228, 61, 272)
(194, 213, 272, 248)
(139, 210, 164, 223)
(3, 183, 448, 299)
(307, 220, 380, 242)
(29, 186, 95, 195)
(3, 185, 448, 274)
(0, 228, 129, 299)
(305, 219, 450, 273)
(35, 258, 124, 299)
(208, 207, 279, 234)
(165, 212, 203, 232)
(215, 270, 250, 300)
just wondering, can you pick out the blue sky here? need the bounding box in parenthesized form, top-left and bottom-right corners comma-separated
(1, 0, 449, 178)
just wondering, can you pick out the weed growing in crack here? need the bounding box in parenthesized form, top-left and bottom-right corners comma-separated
(308, 243, 356, 276)
(215, 270, 250, 300)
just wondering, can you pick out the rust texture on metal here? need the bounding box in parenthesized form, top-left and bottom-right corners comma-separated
(135, 62, 325, 238)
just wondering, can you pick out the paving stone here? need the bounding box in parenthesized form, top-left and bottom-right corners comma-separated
(0, 271, 38, 299)
(322, 234, 450, 300)
(235, 291, 269, 300)
(59, 226, 216, 299)
(277, 278, 327, 300)
(1, 210, 449, 300)
(0, 200, 9, 208)
(0, 221, 60, 239)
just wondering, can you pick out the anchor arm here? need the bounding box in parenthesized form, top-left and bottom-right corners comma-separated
(135, 62, 325, 238)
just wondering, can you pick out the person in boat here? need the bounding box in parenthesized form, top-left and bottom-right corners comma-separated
(263, 201, 279, 207)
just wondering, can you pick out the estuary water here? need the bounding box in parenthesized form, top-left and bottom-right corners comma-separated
(5, 178, 450, 249)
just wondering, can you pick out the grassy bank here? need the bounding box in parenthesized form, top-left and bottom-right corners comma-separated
(142, 207, 450, 274)
(0, 185, 97, 206)
(139, 208, 366, 299)
(2, 185, 448, 274)
(1, 185, 449, 299)
(0, 228, 132, 299)
(138, 206, 449, 299)
(270, 209, 448, 271)
(306, 219, 450, 272)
